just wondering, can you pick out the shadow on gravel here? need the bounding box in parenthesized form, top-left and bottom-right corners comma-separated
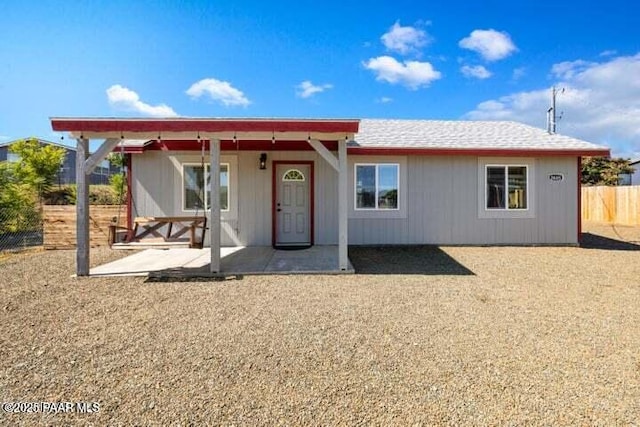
(145, 273, 243, 283)
(580, 233, 640, 251)
(349, 245, 474, 275)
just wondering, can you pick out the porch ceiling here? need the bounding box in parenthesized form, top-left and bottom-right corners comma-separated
(51, 117, 359, 141)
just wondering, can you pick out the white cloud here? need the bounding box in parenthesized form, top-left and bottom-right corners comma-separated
(550, 60, 595, 80)
(464, 53, 640, 157)
(512, 67, 526, 81)
(600, 49, 617, 57)
(106, 85, 178, 117)
(460, 65, 492, 79)
(295, 80, 333, 98)
(186, 78, 250, 107)
(459, 29, 517, 61)
(381, 21, 431, 55)
(364, 56, 441, 89)
(376, 97, 393, 104)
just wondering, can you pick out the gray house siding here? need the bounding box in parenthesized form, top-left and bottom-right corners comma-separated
(132, 150, 339, 247)
(349, 155, 578, 245)
(131, 151, 579, 247)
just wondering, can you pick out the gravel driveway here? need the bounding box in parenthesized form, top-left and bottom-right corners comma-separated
(1, 223, 639, 425)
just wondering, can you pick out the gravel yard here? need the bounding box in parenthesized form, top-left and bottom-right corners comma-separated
(1, 223, 639, 425)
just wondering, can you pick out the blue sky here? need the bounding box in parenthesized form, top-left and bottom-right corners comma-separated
(1, 0, 639, 157)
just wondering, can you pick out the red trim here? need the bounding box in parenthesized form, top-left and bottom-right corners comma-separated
(139, 139, 339, 152)
(577, 156, 582, 245)
(348, 147, 611, 157)
(111, 140, 609, 158)
(271, 167, 276, 247)
(271, 161, 314, 247)
(126, 154, 133, 238)
(51, 118, 359, 133)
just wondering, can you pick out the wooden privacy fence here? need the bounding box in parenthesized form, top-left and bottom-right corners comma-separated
(43, 205, 128, 249)
(582, 186, 640, 225)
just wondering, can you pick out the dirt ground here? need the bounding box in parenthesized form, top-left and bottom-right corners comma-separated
(1, 223, 639, 425)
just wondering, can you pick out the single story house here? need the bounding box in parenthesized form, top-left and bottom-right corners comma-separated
(0, 138, 119, 185)
(50, 117, 609, 276)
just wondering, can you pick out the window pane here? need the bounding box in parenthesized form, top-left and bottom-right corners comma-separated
(508, 166, 527, 209)
(283, 169, 305, 181)
(356, 165, 376, 208)
(377, 164, 398, 209)
(184, 166, 205, 210)
(486, 167, 505, 209)
(220, 164, 228, 210)
(205, 164, 229, 211)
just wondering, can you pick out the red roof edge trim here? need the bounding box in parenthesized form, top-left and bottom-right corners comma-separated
(51, 118, 359, 133)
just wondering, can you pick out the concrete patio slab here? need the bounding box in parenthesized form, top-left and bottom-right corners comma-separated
(90, 246, 354, 277)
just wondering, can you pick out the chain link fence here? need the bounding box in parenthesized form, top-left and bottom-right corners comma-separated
(0, 205, 44, 252)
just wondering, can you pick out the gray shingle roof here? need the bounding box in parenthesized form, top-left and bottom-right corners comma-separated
(351, 119, 609, 152)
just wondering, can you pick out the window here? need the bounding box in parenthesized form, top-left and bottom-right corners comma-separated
(183, 164, 229, 211)
(282, 169, 305, 181)
(486, 165, 527, 210)
(355, 164, 399, 210)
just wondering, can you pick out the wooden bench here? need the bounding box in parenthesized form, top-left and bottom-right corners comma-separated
(109, 216, 207, 249)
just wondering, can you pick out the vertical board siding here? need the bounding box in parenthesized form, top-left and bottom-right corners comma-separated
(581, 185, 640, 225)
(133, 150, 340, 246)
(349, 155, 578, 245)
(133, 152, 580, 246)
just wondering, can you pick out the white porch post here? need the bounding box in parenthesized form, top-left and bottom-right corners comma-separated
(210, 138, 221, 273)
(76, 137, 90, 276)
(338, 139, 348, 270)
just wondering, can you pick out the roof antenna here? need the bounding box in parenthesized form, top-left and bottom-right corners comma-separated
(547, 86, 564, 134)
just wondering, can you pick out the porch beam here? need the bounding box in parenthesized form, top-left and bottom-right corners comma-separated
(338, 139, 348, 270)
(84, 138, 120, 175)
(210, 139, 221, 273)
(76, 138, 90, 276)
(308, 138, 339, 172)
(68, 131, 352, 142)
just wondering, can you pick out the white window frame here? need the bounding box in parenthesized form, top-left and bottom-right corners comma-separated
(477, 157, 536, 219)
(484, 164, 529, 211)
(182, 162, 230, 212)
(354, 163, 400, 211)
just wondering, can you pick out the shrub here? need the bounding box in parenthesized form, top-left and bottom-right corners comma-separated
(89, 185, 120, 205)
(109, 173, 127, 203)
(43, 184, 122, 205)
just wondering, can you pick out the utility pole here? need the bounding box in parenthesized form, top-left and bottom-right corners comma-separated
(547, 86, 563, 134)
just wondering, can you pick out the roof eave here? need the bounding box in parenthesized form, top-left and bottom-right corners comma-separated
(347, 147, 611, 157)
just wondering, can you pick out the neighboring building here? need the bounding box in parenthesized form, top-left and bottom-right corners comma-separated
(0, 138, 120, 185)
(51, 117, 610, 275)
(618, 158, 639, 186)
(629, 159, 640, 185)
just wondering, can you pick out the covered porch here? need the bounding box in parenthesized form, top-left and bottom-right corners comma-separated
(90, 246, 354, 277)
(50, 117, 359, 277)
